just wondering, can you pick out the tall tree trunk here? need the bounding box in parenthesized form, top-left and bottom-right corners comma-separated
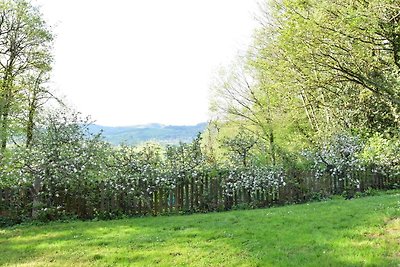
(0, 68, 15, 156)
(26, 89, 38, 148)
(0, 88, 12, 154)
(269, 126, 276, 166)
(26, 107, 34, 148)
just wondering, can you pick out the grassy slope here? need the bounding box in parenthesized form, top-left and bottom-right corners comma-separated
(0, 193, 399, 267)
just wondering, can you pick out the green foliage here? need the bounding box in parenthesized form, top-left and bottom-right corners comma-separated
(254, 0, 400, 133)
(222, 130, 258, 167)
(207, 1, 400, 204)
(0, 0, 54, 154)
(361, 134, 400, 178)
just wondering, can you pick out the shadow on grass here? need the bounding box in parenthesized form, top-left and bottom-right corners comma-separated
(1, 193, 399, 266)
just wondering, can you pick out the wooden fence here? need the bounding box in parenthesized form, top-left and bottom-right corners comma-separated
(0, 168, 399, 223)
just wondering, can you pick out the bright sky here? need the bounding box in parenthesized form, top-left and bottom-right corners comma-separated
(33, 0, 259, 126)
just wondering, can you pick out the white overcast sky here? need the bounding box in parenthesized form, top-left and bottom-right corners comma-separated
(33, 0, 260, 126)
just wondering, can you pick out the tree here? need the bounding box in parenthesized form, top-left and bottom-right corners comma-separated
(21, 67, 61, 148)
(14, 109, 108, 219)
(222, 130, 257, 167)
(254, 0, 400, 134)
(0, 0, 53, 155)
(210, 58, 279, 165)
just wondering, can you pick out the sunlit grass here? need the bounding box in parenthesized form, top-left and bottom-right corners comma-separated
(1, 192, 399, 266)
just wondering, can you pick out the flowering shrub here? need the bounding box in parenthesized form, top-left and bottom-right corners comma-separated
(302, 133, 365, 191)
(0, 118, 398, 224)
(302, 132, 400, 195)
(0, 110, 112, 220)
(224, 166, 285, 197)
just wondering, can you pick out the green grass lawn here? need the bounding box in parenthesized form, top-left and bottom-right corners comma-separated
(1, 192, 399, 267)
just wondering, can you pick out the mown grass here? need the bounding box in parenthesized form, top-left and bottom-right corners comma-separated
(0, 192, 399, 267)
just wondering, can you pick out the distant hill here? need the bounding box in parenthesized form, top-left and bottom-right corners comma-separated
(88, 122, 207, 145)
